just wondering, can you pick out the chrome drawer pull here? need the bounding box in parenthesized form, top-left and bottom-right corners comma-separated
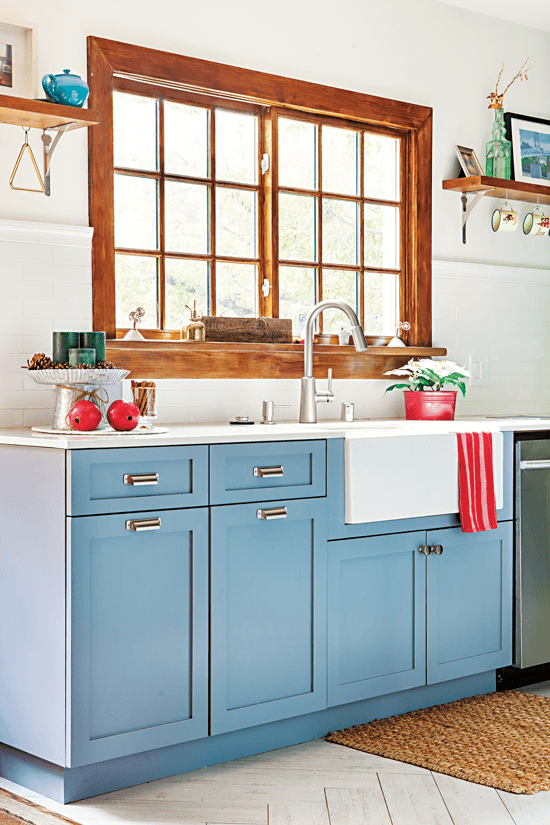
(126, 517, 161, 531)
(520, 460, 550, 470)
(257, 507, 287, 520)
(418, 545, 431, 556)
(123, 473, 159, 486)
(253, 465, 284, 478)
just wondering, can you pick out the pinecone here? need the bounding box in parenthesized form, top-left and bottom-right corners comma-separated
(27, 353, 54, 370)
(96, 360, 117, 369)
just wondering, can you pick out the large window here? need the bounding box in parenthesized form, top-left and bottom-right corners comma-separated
(89, 37, 435, 378)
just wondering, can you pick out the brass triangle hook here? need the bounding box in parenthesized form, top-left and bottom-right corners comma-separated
(9, 128, 45, 194)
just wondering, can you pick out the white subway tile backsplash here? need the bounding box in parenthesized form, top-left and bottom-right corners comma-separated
(1, 221, 550, 425)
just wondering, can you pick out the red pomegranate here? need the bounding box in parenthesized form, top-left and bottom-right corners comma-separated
(68, 400, 102, 431)
(107, 399, 140, 431)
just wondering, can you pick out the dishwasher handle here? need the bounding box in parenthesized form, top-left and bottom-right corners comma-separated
(520, 460, 550, 470)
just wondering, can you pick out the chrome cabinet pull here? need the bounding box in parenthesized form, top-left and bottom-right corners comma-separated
(257, 507, 287, 520)
(253, 465, 284, 478)
(520, 460, 550, 470)
(123, 473, 159, 486)
(418, 545, 431, 556)
(432, 545, 444, 555)
(126, 517, 161, 531)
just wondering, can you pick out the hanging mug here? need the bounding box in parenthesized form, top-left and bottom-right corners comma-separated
(492, 201, 518, 232)
(523, 206, 550, 236)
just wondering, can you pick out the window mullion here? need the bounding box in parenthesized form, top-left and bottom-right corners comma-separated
(158, 98, 165, 330)
(359, 129, 365, 329)
(317, 123, 323, 332)
(210, 106, 216, 316)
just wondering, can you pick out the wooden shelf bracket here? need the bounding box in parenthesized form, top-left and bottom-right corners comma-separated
(41, 122, 76, 197)
(461, 188, 495, 244)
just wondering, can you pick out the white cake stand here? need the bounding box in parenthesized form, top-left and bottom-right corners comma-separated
(26, 368, 130, 432)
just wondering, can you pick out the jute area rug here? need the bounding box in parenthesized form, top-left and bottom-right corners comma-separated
(327, 690, 550, 794)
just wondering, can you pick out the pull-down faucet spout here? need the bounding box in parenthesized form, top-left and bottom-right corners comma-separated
(299, 301, 368, 424)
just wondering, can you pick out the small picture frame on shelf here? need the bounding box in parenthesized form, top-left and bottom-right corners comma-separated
(455, 145, 484, 177)
(505, 112, 550, 188)
(0, 17, 37, 98)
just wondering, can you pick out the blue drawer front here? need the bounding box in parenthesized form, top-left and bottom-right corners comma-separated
(210, 440, 326, 504)
(69, 446, 208, 515)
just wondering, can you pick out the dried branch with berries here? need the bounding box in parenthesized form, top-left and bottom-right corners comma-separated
(487, 58, 534, 109)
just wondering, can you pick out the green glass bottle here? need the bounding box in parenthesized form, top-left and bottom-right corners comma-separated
(486, 107, 511, 179)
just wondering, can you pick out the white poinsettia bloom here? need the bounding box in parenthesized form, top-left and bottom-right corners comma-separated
(384, 368, 413, 377)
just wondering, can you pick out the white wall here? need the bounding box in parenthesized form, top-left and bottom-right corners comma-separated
(0, 0, 549, 425)
(1, 0, 549, 265)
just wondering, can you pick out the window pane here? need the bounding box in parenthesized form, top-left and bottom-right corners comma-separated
(322, 126, 359, 196)
(165, 181, 210, 254)
(114, 175, 158, 250)
(279, 266, 317, 336)
(323, 199, 358, 265)
(364, 134, 400, 200)
(364, 204, 400, 269)
(279, 193, 317, 262)
(115, 255, 158, 328)
(216, 188, 257, 258)
(113, 92, 158, 171)
(364, 271, 398, 335)
(321, 269, 358, 333)
(216, 262, 257, 317)
(165, 259, 209, 329)
(278, 118, 317, 190)
(165, 101, 209, 178)
(215, 110, 258, 184)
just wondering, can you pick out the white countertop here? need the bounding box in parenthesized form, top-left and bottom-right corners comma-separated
(0, 416, 549, 449)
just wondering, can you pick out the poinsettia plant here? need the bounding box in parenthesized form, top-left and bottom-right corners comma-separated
(384, 359, 471, 396)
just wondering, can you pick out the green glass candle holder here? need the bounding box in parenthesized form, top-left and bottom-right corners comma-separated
(68, 348, 96, 367)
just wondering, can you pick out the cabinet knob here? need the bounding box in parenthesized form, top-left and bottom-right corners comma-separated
(432, 544, 444, 555)
(418, 545, 431, 556)
(257, 507, 287, 520)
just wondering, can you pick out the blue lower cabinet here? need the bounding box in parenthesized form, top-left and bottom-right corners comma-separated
(68, 508, 209, 768)
(210, 498, 327, 735)
(328, 532, 427, 707)
(426, 522, 513, 684)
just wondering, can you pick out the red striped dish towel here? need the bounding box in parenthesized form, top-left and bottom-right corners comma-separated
(456, 432, 497, 533)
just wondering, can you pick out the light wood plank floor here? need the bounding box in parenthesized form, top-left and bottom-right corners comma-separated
(1, 685, 549, 825)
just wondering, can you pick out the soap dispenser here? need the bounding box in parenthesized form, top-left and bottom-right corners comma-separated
(182, 301, 206, 341)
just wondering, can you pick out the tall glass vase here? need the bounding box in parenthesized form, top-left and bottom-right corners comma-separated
(486, 107, 511, 179)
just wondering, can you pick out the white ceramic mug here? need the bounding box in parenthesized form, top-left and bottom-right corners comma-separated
(492, 201, 518, 232)
(523, 206, 550, 236)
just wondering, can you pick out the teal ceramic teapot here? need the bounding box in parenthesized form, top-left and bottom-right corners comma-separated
(42, 69, 89, 107)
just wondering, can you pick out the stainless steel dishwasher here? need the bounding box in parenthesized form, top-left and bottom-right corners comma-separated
(515, 433, 550, 668)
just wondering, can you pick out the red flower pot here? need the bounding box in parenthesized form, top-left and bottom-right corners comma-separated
(404, 390, 458, 421)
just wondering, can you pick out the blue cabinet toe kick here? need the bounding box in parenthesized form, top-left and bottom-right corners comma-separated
(0, 671, 495, 803)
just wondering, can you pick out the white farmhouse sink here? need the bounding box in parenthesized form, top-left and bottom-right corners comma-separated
(343, 427, 504, 524)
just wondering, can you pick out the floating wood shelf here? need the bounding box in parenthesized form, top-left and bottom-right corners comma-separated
(443, 175, 550, 205)
(443, 175, 550, 243)
(0, 94, 100, 131)
(106, 340, 447, 381)
(0, 95, 100, 196)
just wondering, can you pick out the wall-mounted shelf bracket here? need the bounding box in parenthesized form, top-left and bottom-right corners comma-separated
(41, 122, 75, 197)
(461, 189, 495, 244)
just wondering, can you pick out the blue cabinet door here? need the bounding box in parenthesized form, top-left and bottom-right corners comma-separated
(327, 532, 427, 707)
(68, 508, 209, 767)
(426, 522, 513, 684)
(210, 498, 327, 734)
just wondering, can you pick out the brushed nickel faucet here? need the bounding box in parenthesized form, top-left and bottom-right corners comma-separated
(299, 300, 368, 423)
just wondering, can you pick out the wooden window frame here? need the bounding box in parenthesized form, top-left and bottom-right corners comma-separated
(88, 36, 444, 379)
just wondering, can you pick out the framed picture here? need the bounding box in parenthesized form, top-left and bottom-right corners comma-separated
(505, 112, 550, 187)
(455, 145, 484, 177)
(0, 18, 37, 98)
